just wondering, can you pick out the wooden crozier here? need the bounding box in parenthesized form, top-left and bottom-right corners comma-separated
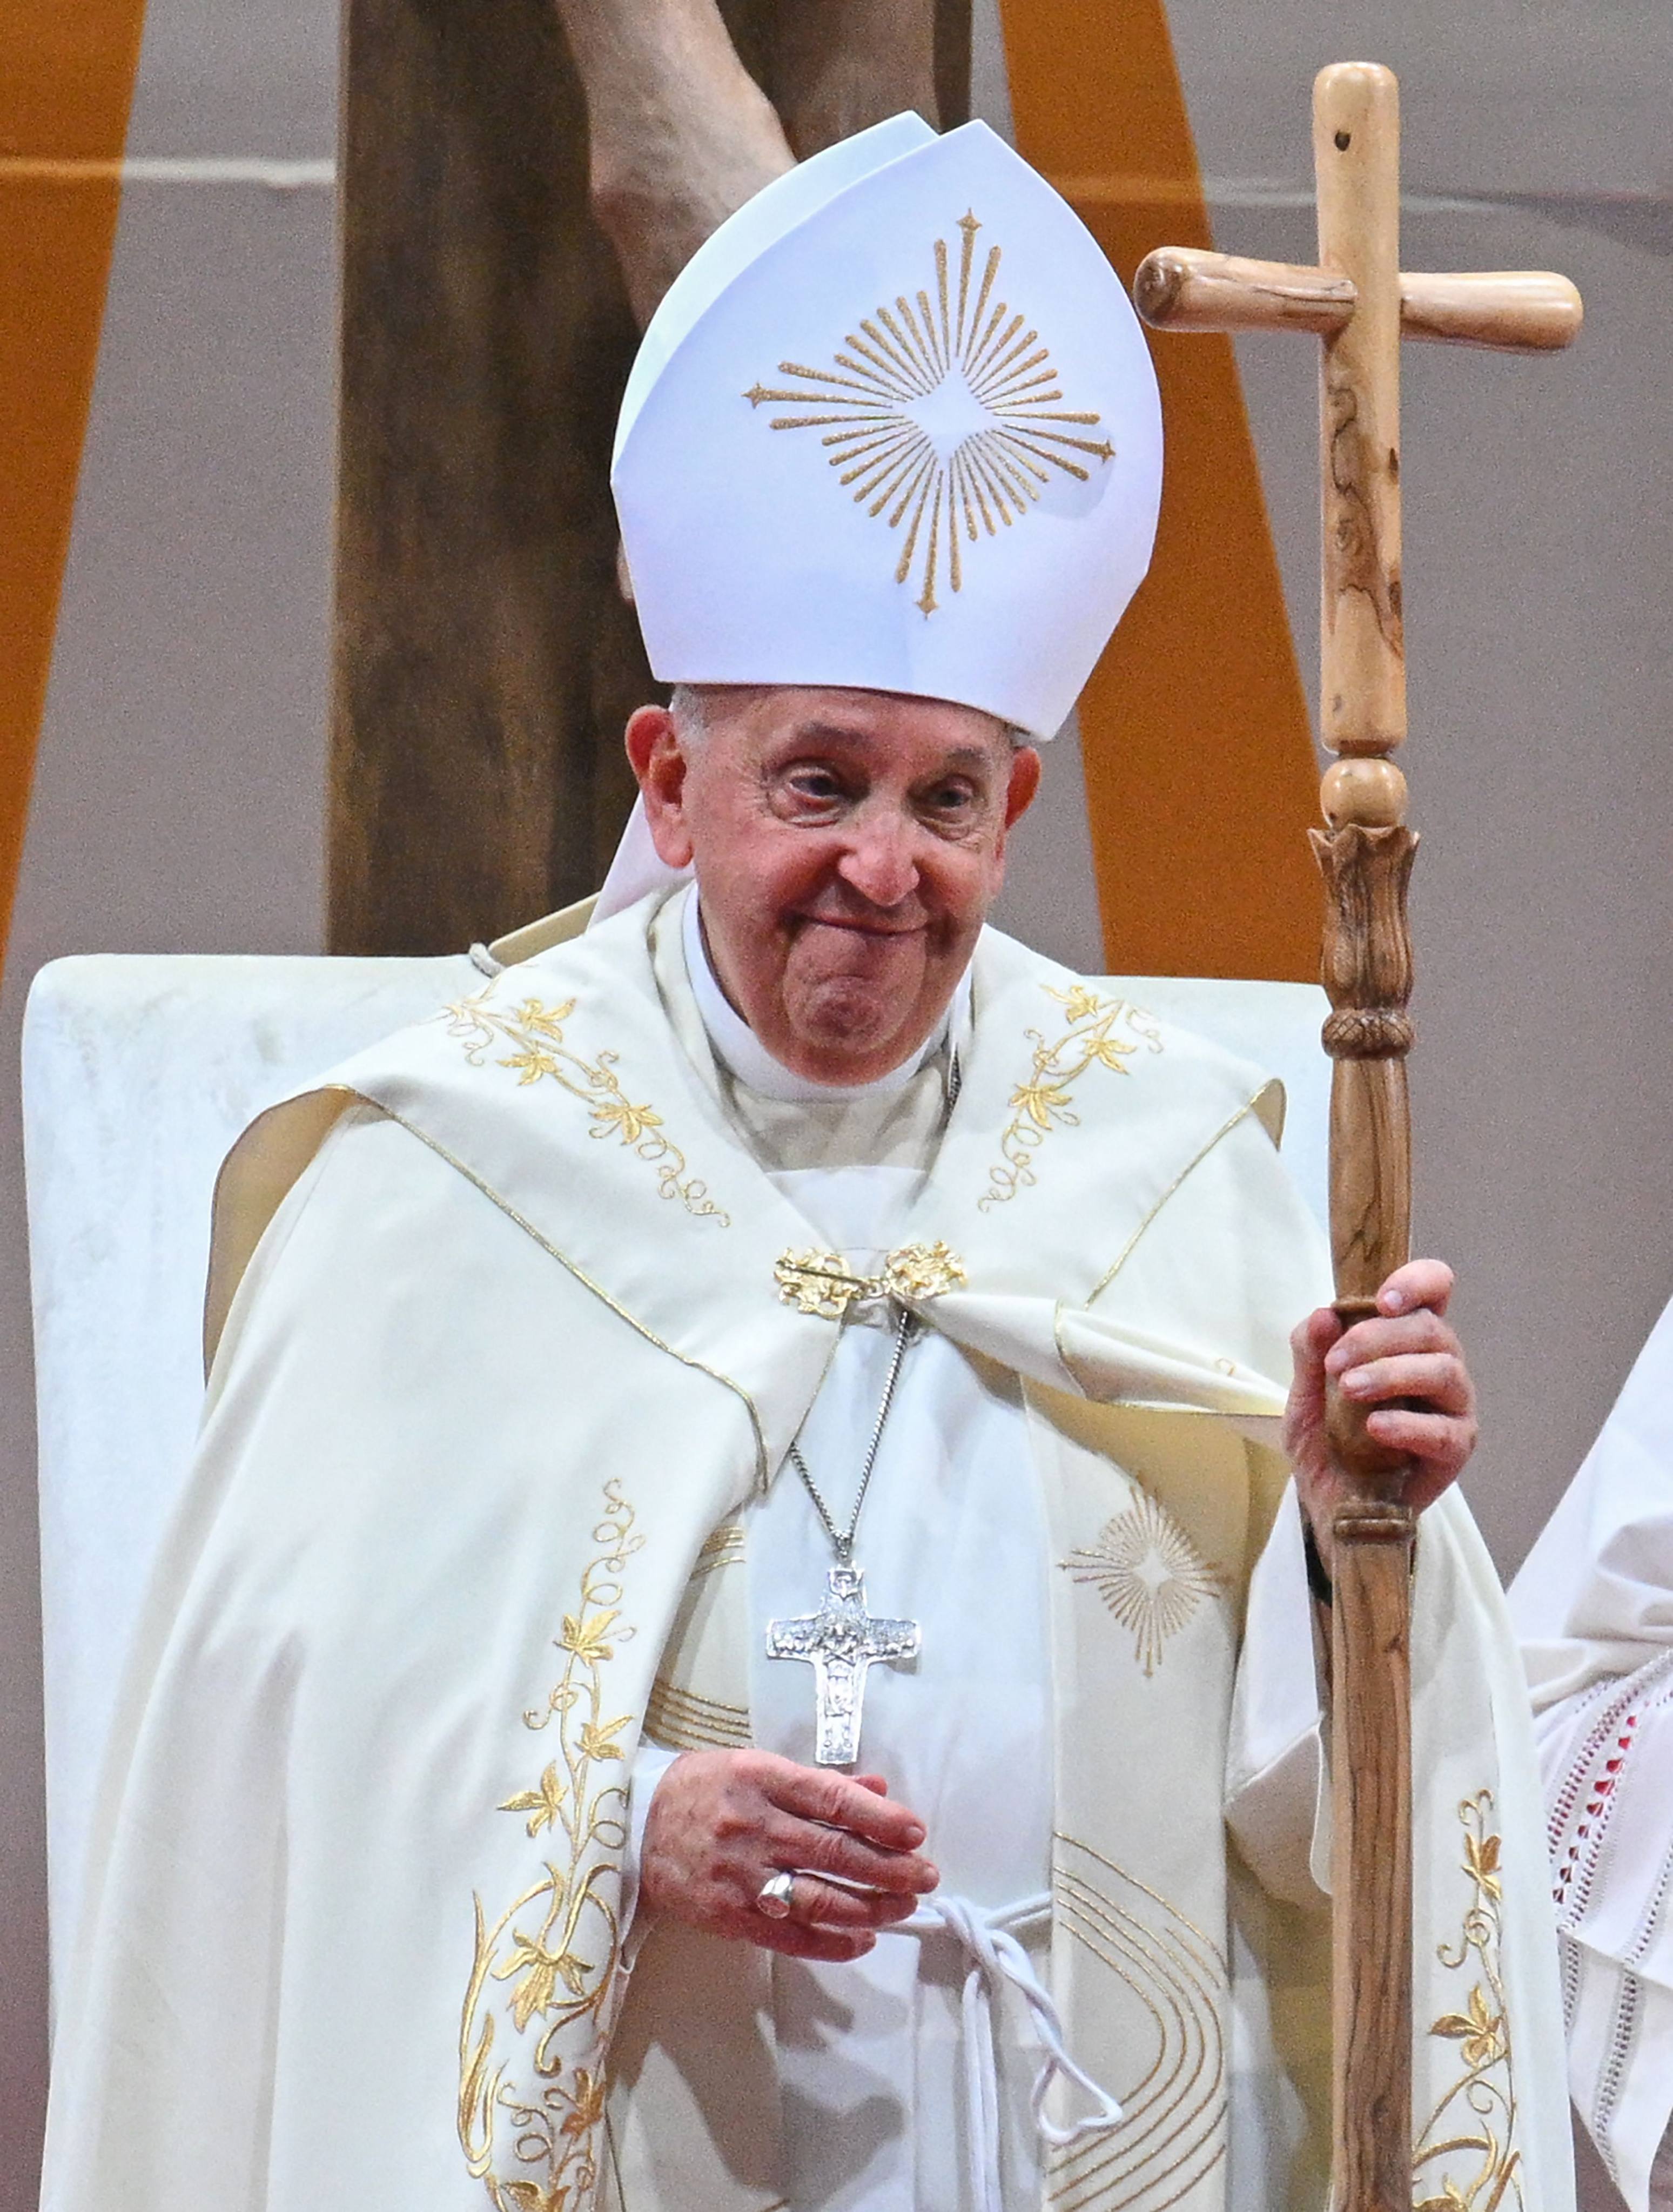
(1134, 63, 1580, 2212)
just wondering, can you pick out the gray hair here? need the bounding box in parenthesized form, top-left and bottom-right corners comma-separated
(668, 683, 715, 742)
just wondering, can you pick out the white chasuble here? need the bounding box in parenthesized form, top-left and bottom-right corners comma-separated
(41, 892, 1571, 2212)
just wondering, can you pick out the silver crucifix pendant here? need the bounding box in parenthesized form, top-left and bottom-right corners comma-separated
(766, 1565, 921, 1766)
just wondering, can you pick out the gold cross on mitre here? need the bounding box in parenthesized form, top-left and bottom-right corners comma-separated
(1133, 61, 1580, 2212)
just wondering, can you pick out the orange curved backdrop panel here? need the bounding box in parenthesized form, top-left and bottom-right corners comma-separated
(0, 0, 147, 976)
(1001, 0, 1322, 981)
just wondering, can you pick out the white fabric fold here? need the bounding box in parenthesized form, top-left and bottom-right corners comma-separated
(1224, 1485, 1332, 1908)
(590, 795, 691, 929)
(622, 1739, 681, 1966)
(919, 1289, 1291, 1424)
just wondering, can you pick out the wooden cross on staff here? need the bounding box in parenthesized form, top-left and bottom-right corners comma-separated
(1134, 61, 1581, 2212)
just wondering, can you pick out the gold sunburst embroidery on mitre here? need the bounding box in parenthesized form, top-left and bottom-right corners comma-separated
(1061, 1492, 1225, 1677)
(744, 210, 1114, 617)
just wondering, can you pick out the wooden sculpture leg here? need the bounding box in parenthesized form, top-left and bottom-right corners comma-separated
(1332, 1496, 1415, 2212)
(333, 0, 653, 954)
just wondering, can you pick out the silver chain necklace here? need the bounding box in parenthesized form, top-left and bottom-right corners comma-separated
(788, 1305, 915, 1564)
(762, 1040, 958, 1766)
(767, 1304, 923, 1766)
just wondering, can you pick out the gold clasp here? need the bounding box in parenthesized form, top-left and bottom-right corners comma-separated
(774, 1240, 966, 1319)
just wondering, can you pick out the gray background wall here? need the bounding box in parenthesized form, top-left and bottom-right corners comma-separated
(2, 1, 1667, 2201)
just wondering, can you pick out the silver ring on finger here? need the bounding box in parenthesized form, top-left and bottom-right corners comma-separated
(757, 1870, 797, 1920)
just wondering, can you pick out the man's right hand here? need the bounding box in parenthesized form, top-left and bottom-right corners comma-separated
(639, 1749, 939, 1962)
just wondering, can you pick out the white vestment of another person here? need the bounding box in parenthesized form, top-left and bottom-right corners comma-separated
(1512, 1295, 1673, 2212)
(40, 890, 1573, 2212)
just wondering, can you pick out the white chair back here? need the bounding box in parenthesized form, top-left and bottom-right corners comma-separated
(23, 950, 479, 2006)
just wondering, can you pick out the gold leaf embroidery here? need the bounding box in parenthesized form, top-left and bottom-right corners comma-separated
(745, 211, 1113, 618)
(441, 990, 730, 1226)
(1432, 1986, 1506, 2073)
(459, 1481, 646, 2210)
(559, 1610, 619, 1663)
(979, 984, 1164, 1209)
(498, 1762, 566, 1839)
(501, 2184, 568, 2212)
(1060, 1490, 1224, 1676)
(774, 1240, 966, 1318)
(1413, 1792, 1524, 2212)
(494, 1928, 594, 2033)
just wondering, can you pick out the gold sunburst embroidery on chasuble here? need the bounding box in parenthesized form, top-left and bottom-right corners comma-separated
(1061, 1490, 1226, 1678)
(745, 211, 1115, 617)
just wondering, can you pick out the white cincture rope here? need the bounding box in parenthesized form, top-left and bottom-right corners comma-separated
(890, 1891, 1123, 2212)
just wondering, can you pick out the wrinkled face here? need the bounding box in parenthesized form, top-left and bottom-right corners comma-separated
(626, 686, 1040, 1085)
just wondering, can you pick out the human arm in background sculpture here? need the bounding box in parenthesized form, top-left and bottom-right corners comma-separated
(549, 0, 942, 325)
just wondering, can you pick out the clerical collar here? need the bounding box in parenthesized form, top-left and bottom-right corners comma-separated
(682, 888, 969, 1105)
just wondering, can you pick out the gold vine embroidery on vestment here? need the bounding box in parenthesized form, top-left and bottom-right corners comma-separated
(439, 987, 730, 1225)
(1414, 1791, 1524, 2212)
(980, 985, 1164, 1211)
(459, 1480, 644, 2210)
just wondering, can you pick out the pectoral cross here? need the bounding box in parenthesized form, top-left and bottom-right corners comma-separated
(767, 1566, 921, 1767)
(1133, 64, 1579, 2212)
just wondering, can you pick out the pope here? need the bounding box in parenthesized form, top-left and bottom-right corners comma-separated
(619, 680, 1472, 1965)
(40, 113, 1572, 2212)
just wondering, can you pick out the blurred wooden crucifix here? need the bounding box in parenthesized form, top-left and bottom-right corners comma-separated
(327, 0, 971, 954)
(1135, 62, 1581, 2212)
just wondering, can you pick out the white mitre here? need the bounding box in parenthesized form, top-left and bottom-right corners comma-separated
(613, 111, 1162, 737)
(596, 111, 1163, 923)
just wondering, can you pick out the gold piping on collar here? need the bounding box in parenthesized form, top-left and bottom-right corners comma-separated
(1086, 1094, 1266, 1308)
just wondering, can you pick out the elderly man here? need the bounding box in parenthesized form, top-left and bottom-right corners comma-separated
(42, 115, 1569, 2212)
